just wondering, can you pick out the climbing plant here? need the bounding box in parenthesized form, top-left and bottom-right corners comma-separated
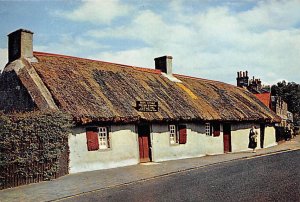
(0, 111, 73, 189)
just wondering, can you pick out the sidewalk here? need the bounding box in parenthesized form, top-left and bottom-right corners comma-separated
(1, 135, 300, 202)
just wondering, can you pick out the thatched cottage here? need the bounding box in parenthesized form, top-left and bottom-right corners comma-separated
(0, 29, 280, 173)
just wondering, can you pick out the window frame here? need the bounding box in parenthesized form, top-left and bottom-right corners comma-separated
(205, 123, 221, 137)
(98, 126, 109, 150)
(169, 124, 179, 145)
(86, 126, 111, 151)
(169, 124, 187, 145)
(205, 123, 211, 136)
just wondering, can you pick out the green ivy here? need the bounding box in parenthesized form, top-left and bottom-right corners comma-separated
(0, 111, 73, 188)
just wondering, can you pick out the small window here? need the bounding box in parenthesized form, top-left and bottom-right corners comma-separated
(206, 123, 220, 137)
(205, 123, 211, 136)
(86, 127, 110, 151)
(98, 127, 109, 149)
(169, 124, 187, 144)
(169, 125, 178, 144)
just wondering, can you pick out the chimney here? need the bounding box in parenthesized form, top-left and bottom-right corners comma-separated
(154, 56, 173, 74)
(236, 70, 249, 88)
(8, 29, 34, 63)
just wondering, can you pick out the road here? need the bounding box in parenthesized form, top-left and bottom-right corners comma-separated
(60, 150, 300, 202)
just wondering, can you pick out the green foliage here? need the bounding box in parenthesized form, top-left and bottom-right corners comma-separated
(271, 81, 300, 125)
(0, 111, 73, 187)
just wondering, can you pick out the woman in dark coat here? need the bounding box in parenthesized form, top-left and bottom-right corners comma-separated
(248, 126, 258, 152)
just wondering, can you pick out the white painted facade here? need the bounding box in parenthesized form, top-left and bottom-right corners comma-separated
(264, 126, 277, 148)
(151, 123, 223, 162)
(231, 123, 261, 152)
(68, 122, 277, 173)
(231, 123, 277, 152)
(68, 124, 139, 173)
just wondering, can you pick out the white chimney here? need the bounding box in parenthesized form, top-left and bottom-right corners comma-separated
(154, 56, 173, 75)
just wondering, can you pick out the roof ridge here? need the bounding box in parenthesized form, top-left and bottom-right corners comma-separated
(174, 73, 236, 87)
(33, 51, 161, 74)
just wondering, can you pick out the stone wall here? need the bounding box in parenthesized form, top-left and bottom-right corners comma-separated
(0, 71, 35, 112)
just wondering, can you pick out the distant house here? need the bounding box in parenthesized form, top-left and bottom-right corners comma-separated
(236, 71, 271, 94)
(271, 96, 291, 128)
(0, 29, 280, 173)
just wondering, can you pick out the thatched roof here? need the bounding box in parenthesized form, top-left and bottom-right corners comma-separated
(17, 52, 280, 124)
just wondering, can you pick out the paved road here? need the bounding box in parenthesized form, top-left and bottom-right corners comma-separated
(60, 150, 300, 202)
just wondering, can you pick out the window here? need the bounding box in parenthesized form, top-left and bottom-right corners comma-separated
(169, 124, 187, 144)
(86, 127, 110, 151)
(206, 123, 220, 137)
(98, 127, 109, 149)
(205, 123, 211, 136)
(169, 125, 178, 144)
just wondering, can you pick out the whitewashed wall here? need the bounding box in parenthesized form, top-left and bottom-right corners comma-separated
(231, 123, 261, 152)
(151, 123, 224, 162)
(264, 126, 277, 148)
(231, 123, 277, 152)
(68, 124, 139, 173)
(68, 122, 277, 173)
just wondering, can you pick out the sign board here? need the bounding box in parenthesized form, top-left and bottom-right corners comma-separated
(136, 101, 158, 112)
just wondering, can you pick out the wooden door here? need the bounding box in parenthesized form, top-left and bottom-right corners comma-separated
(138, 124, 151, 163)
(223, 123, 232, 153)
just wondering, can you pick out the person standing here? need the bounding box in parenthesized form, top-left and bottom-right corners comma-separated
(248, 126, 258, 152)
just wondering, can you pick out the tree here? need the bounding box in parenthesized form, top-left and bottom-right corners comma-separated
(271, 81, 300, 126)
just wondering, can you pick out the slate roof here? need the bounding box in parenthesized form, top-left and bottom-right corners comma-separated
(254, 93, 271, 109)
(10, 52, 281, 124)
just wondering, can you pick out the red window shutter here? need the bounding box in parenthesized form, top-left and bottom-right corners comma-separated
(213, 130, 220, 137)
(178, 125, 187, 144)
(86, 130, 99, 151)
(213, 123, 220, 137)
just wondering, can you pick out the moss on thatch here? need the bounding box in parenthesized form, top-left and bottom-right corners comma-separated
(20, 52, 281, 124)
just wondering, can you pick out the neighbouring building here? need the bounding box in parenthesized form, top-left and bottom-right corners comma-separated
(0, 29, 281, 174)
(236, 71, 271, 94)
(236, 70, 294, 142)
(271, 96, 289, 127)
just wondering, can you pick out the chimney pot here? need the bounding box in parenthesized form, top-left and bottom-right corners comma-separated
(154, 55, 173, 74)
(8, 29, 34, 63)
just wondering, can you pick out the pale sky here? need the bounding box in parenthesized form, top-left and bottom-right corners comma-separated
(0, 0, 300, 85)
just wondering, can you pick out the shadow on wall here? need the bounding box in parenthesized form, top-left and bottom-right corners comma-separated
(231, 122, 259, 131)
(72, 122, 264, 136)
(151, 123, 207, 134)
(72, 124, 136, 135)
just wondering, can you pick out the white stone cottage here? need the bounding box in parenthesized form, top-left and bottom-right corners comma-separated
(0, 29, 281, 173)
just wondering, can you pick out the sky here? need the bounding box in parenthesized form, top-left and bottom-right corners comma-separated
(0, 0, 300, 85)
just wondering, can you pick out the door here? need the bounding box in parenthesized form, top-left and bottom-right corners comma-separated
(260, 124, 265, 148)
(223, 123, 232, 153)
(138, 124, 151, 163)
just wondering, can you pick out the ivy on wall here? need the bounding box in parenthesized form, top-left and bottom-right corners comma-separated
(0, 111, 73, 188)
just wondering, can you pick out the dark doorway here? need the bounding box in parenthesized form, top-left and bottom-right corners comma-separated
(260, 124, 265, 148)
(138, 124, 151, 163)
(223, 123, 232, 153)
